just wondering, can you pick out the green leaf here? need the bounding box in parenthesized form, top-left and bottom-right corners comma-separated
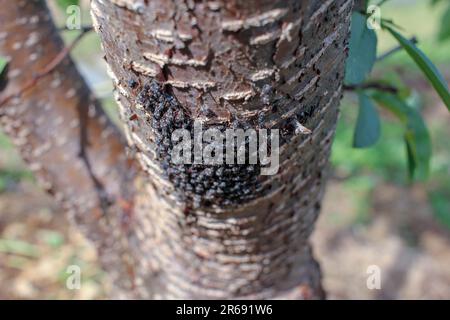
(372, 92, 432, 181)
(0, 56, 7, 78)
(375, 72, 412, 99)
(438, 4, 450, 42)
(429, 192, 450, 230)
(386, 26, 450, 111)
(0, 56, 7, 71)
(345, 12, 378, 85)
(377, 0, 391, 7)
(405, 137, 417, 179)
(431, 0, 444, 6)
(353, 93, 381, 148)
(0, 239, 39, 258)
(56, 0, 79, 10)
(0, 56, 8, 91)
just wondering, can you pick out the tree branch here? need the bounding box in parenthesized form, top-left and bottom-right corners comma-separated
(0, 0, 139, 293)
(0, 27, 93, 107)
(377, 37, 418, 62)
(344, 82, 399, 94)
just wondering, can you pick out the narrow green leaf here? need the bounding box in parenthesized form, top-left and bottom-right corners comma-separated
(0, 239, 39, 258)
(372, 90, 409, 121)
(56, 0, 79, 10)
(0, 56, 8, 91)
(429, 192, 450, 230)
(377, 0, 391, 7)
(407, 116, 431, 180)
(345, 12, 378, 85)
(353, 93, 381, 148)
(438, 4, 450, 41)
(405, 137, 417, 179)
(0, 55, 7, 70)
(0, 56, 7, 77)
(386, 26, 450, 111)
(372, 92, 432, 180)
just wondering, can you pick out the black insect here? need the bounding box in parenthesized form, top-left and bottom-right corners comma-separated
(128, 79, 138, 89)
(135, 80, 264, 209)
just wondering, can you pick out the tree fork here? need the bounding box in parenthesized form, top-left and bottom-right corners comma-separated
(91, 0, 353, 299)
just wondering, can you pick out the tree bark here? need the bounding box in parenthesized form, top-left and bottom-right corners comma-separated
(90, 0, 353, 299)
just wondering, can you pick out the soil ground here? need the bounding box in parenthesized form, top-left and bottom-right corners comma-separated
(0, 177, 449, 299)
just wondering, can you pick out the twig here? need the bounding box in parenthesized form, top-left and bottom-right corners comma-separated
(344, 82, 398, 94)
(76, 99, 112, 216)
(0, 27, 93, 107)
(377, 36, 418, 61)
(377, 0, 390, 7)
(56, 27, 112, 213)
(57, 25, 93, 32)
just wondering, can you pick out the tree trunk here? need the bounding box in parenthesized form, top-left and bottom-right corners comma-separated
(91, 0, 352, 299)
(0, 0, 138, 292)
(1, 0, 353, 299)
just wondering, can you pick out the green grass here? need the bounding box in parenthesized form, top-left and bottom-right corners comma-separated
(0, 133, 33, 192)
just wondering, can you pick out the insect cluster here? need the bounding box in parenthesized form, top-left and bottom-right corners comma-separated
(136, 81, 264, 209)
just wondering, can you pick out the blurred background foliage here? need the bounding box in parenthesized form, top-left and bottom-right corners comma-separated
(337, 0, 450, 229)
(0, 0, 449, 299)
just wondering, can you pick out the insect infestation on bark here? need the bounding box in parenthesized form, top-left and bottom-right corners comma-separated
(135, 80, 264, 209)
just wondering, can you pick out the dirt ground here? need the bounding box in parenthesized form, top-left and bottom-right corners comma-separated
(314, 180, 450, 299)
(0, 176, 449, 299)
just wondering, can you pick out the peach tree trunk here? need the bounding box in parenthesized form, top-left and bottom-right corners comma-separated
(91, 0, 352, 299)
(0, 0, 353, 299)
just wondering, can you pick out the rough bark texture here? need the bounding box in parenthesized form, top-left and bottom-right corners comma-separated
(0, 0, 354, 299)
(0, 0, 138, 292)
(90, 0, 353, 299)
